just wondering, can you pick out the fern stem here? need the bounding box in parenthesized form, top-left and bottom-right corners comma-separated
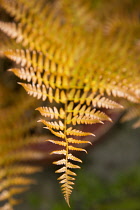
(64, 98, 71, 207)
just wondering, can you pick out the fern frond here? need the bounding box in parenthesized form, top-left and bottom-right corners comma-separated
(18, 82, 67, 103)
(121, 103, 140, 128)
(38, 119, 64, 130)
(0, 166, 42, 179)
(0, 21, 23, 43)
(4, 49, 73, 73)
(67, 91, 124, 109)
(0, 177, 35, 192)
(1, 0, 140, 207)
(0, 88, 47, 209)
(121, 106, 140, 122)
(0, 187, 29, 201)
(0, 150, 47, 167)
(66, 127, 95, 137)
(67, 115, 103, 125)
(88, 95, 124, 109)
(36, 106, 65, 119)
(67, 138, 92, 145)
(67, 104, 112, 122)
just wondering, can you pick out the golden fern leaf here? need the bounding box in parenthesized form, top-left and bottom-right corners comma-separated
(0, 0, 140, 207)
(0, 86, 48, 209)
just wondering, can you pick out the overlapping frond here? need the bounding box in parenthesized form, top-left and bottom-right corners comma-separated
(0, 87, 47, 209)
(121, 103, 140, 128)
(0, 0, 140, 207)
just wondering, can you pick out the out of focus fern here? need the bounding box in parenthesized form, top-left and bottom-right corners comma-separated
(0, 0, 140, 208)
(121, 102, 140, 128)
(0, 83, 48, 210)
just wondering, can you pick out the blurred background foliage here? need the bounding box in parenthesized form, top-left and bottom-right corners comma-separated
(0, 0, 140, 209)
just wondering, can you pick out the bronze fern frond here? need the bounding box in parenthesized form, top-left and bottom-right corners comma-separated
(0, 86, 48, 210)
(0, 0, 140, 207)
